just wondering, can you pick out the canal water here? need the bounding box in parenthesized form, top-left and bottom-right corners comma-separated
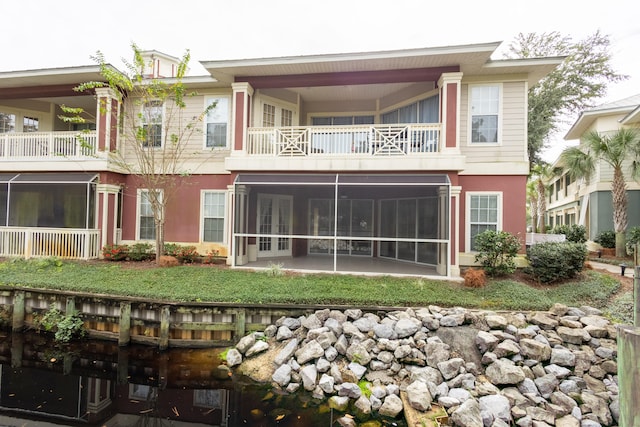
(0, 330, 405, 427)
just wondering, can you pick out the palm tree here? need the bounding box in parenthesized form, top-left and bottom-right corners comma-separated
(530, 163, 562, 234)
(526, 180, 539, 233)
(560, 128, 640, 257)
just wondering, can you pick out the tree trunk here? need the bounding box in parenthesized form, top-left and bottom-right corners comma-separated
(611, 167, 628, 258)
(155, 221, 165, 263)
(536, 179, 547, 234)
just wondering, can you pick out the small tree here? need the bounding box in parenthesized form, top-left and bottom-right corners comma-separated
(529, 163, 562, 234)
(474, 230, 521, 276)
(61, 44, 214, 263)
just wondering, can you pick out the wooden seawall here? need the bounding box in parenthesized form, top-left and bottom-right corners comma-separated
(0, 286, 313, 349)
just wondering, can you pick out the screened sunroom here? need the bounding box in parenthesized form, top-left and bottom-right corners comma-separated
(232, 174, 451, 277)
(0, 173, 100, 259)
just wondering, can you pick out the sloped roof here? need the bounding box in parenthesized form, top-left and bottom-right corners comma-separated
(565, 94, 640, 139)
(201, 42, 563, 86)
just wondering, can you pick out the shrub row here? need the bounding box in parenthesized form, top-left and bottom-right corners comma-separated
(102, 243, 220, 264)
(525, 241, 587, 283)
(472, 230, 588, 285)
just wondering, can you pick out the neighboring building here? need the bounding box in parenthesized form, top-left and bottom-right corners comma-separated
(0, 42, 561, 278)
(545, 94, 640, 241)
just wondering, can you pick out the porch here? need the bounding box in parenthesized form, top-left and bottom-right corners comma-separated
(246, 124, 440, 156)
(241, 254, 438, 277)
(0, 131, 100, 161)
(232, 173, 451, 278)
(0, 227, 100, 259)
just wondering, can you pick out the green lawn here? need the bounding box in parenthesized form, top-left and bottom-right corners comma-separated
(0, 258, 624, 314)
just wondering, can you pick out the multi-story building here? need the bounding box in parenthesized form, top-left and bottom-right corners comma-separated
(0, 42, 561, 278)
(545, 94, 640, 240)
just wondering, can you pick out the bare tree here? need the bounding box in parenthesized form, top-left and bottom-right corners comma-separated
(62, 44, 214, 262)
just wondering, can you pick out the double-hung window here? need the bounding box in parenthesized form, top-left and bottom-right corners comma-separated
(23, 116, 39, 132)
(202, 191, 226, 242)
(470, 85, 500, 143)
(138, 189, 162, 240)
(467, 192, 501, 251)
(142, 101, 163, 147)
(0, 113, 16, 133)
(205, 97, 229, 148)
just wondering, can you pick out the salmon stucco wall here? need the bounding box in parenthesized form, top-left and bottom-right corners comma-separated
(120, 175, 234, 244)
(458, 175, 527, 253)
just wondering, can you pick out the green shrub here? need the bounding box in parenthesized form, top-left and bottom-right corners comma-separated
(474, 230, 521, 276)
(35, 307, 86, 343)
(525, 242, 587, 283)
(594, 230, 616, 249)
(164, 244, 200, 263)
(128, 243, 153, 261)
(551, 224, 587, 244)
(626, 226, 640, 255)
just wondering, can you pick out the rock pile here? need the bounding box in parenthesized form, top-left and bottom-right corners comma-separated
(225, 303, 619, 426)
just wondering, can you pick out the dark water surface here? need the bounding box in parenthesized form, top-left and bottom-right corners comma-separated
(0, 331, 404, 427)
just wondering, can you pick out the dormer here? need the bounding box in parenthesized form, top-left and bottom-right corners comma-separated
(139, 50, 182, 78)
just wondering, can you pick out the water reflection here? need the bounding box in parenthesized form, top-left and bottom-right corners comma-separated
(0, 331, 351, 426)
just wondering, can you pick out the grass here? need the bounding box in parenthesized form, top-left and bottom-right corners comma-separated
(0, 258, 624, 313)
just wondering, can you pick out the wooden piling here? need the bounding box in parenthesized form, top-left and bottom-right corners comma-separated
(617, 325, 640, 425)
(11, 291, 25, 332)
(159, 306, 171, 350)
(119, 302, 131, 347)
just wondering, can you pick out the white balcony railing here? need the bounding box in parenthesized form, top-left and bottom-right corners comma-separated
(0, 131, 99, 160)
(0, 227, 100, 260)
(247, 124, 440, 156)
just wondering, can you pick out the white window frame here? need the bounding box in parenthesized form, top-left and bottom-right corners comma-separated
(0, 112, 16, 133)
(468, 83, 502, 145)
(141, 100, 164, 147)
(136, 189, 163, 241)
(200, 190, 227, 243)
(23, 115, 39, 133)
(465, 191, 503, 252)
(256, 96, 297, 127)
(203, 96, 230, 149)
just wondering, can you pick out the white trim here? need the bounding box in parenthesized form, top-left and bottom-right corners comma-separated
(467, 83, 503, 146)
(465, 191, 503, 252)
(200, 189, 228, 244)
(135, 188, 163, 241)
(255, 95, 298, 127)
(140, 100, 164, 148)
(256, 193, 293, 257)
(203, 96, 231, 150)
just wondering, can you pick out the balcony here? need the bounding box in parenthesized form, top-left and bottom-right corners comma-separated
(228, 122, 465, 172)
(247, 124, 440, 156)
(0, 131, 100, 160)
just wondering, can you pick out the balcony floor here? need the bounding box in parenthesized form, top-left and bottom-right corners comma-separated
(237, 254, 444, 278)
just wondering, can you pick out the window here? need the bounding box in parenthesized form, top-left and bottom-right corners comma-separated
(23, 116, 39, 133)
(262, 104, 276, 127)
(470, 85, 500, 143)
(262, 102, 295, 127)
(142, 101, 163, 147)
(311, 115, 374, 126)
(280, 108, 293, 126)
(202, 191, 226, 242)
(0, 113, 15, 133)
(205, 97, 229, 148)
(138, 189, 161, 240)
(381, 95, 439, 124)
(468, 193, 501, 251)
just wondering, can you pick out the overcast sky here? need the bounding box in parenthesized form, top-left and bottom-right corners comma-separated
(2, 0, 638, 160)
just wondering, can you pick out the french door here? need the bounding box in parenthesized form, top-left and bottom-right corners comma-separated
(257, 194, 292, 257)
